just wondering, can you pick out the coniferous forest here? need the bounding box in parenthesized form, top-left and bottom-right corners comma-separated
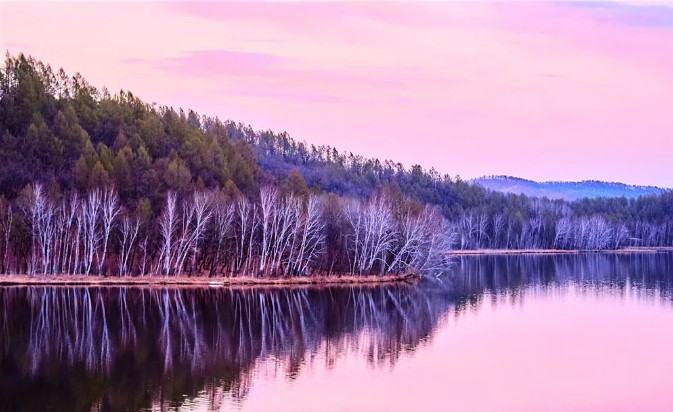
(1, 53, 672, 277)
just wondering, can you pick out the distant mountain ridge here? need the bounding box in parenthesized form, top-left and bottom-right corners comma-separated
(473, 175, 668, 201)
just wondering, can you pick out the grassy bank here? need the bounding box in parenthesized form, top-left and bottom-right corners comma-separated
(0, 273, 419, 288)
(449, 249, 577, 256)
(448, 247, 673, 256)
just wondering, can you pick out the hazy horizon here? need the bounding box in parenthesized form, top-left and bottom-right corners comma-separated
(474, 175, 671, 188)
(2, 1, 671, 187)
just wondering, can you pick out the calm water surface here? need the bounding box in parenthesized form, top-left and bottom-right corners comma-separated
(2, 253, 673, 412)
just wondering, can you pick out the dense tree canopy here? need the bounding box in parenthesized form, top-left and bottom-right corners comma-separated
(0, 53, 260, 211)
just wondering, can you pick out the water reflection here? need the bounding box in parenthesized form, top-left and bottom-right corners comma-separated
(0, 284, 453, 411)
(451, 253, 673, 308)
(0, 253, 672, 412)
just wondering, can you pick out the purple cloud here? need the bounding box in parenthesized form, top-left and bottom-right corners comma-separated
(560, 1, 673, 29)
(127, 50, 287, 78)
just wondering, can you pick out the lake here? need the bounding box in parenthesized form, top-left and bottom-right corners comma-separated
(1, 253, 673, 412)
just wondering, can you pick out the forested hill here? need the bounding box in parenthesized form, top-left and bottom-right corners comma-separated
(473, 176, 667, 201)
(2, 52, 673, 263)
(0, 54, 522, 221)
(0, 54, 262, 209)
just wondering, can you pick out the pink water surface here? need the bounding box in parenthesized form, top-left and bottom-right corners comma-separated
(198, 285, 673, 412)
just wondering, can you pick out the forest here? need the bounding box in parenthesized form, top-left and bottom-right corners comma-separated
(0, 53, 672, 277)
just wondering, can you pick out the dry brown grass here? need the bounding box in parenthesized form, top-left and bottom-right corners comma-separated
(605, 246, 673, 254)
(0, 273, 419, 288)
(449, 246, 673, 256)
(448, 249, 578, 255)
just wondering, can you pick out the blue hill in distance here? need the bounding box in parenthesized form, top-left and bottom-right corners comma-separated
(472, 175, 669, 201)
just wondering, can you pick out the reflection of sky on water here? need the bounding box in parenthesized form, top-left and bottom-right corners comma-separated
(1, 253, 673, 412)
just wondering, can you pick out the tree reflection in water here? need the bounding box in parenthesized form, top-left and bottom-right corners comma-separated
(0, 252, 672, 411)
(0, 283, 453, 411)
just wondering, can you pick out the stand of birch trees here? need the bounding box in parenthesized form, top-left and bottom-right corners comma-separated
(0, 184, 455, 277)
(453, 200, 647, 250)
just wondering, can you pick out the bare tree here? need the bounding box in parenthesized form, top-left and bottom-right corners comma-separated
(210, 196, 234, 276)
(460, 212, 479, 250)
(268, 194, 298, 275)
(613, 224, 629, 250)
(57, 194, 78, 275)
(173, 192, 212, 275)
(388, 204, 428, 274)
(72, 201, 84, 275)
(118, 215, 140, 277)
(1, 201, 12, 273)
(139, 235, 150, 276)
(491, 213, 504, 249)
(82, 190, 102, 276)
(527, 216, 542, 249)
(287, 195, 325, 276)
(477, 213, 489, 249)
(344, 195, 397, 276)
(98, 188, 120, 275)
(27, 183, 57, 275)
(157, 192, 177, 276)
(413, 208, 456, 276)
(257, 187, 277, 275)
(554, 217, 572, 249)
(234, 197, 259, 275)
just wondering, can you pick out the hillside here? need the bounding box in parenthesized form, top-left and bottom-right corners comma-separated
(1, 51, 673, 278)
(473, 176, 667, 201)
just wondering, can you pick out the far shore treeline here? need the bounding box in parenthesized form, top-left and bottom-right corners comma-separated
(0, 53, 672, 277)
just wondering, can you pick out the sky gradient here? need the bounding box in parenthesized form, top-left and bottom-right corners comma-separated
(1, 1, 672, 187)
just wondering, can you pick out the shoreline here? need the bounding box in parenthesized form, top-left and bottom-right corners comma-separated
(0, 273, 419, 288)
(1, 246, 670, 288)
(448, 246, 673, 256)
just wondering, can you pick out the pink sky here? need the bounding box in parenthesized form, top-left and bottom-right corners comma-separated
(1, 1, 672, 187)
